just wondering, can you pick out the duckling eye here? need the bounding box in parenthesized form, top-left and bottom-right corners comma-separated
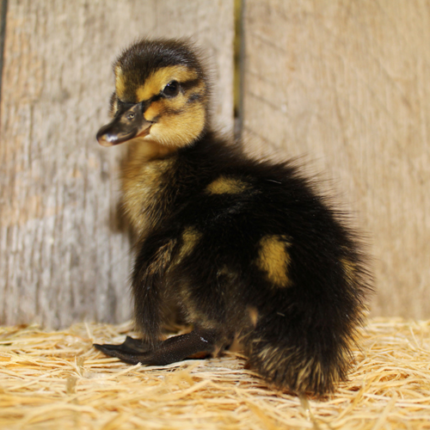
(162, 81, 180, 98)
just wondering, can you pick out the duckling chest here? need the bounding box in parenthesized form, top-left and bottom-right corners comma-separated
(121, 157, 174, 237)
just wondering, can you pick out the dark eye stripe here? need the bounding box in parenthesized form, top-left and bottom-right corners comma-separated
(180, 78, 201, 90)
(117, 77, 203, 111)
(187, 93, 202, 104)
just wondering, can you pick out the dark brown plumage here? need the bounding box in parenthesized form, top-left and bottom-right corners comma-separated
(94, 38, 371, 395)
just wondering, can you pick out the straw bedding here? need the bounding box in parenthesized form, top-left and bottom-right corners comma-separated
(1, 318, 429, 429)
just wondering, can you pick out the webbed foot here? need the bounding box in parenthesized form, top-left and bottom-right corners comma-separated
(94, 329, 217, 366)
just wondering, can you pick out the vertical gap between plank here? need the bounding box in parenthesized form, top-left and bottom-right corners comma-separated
(234, 0, 245, 142)
(0, 0, 8, 118)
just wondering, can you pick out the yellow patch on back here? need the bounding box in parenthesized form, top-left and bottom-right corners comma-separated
(247, 306, 259, 327)
(176, 227, 202, 263)
(206, 177, 250, 194)
(257, 235, 291, 287)
(136, 66, 198, 101)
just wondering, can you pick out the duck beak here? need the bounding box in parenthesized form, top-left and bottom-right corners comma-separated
(96, 103, 153, 147)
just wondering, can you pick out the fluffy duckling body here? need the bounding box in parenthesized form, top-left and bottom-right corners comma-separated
(95, 39, 370, 395)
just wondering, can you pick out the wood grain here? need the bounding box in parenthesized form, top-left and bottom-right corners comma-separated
(242, 0, 430, 317)
(0, 0, 234, 328)
(0, 0, 7, 104)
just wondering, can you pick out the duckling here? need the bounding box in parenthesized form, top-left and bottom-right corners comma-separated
(94, 39, 371, 395)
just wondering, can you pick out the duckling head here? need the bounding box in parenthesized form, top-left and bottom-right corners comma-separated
(97, 39, 209, 151)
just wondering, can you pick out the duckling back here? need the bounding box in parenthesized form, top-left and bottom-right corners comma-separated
(145, 134, 369, 394)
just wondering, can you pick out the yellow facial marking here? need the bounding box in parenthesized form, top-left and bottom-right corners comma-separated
(115, 66, 126, 99)
(148, 97, 206, 147)
(144, 100, 164, 122)
(206, 177, 250, 195)
(138, 77, 206, 147)
(257, 235, 291, 287)
(114, 63, 206, 147)
(111, 98, 118, 117)
(177, 227, 202, 263)
(136, 66, 198, 101)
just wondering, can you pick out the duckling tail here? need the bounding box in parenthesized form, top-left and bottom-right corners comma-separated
(245, 313, 355, 395)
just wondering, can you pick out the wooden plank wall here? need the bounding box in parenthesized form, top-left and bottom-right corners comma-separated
(242, 0, 430, 318)
(1, 0, 429, 326)
(0, 0, 234, 328)
(0, 1, 6, 103)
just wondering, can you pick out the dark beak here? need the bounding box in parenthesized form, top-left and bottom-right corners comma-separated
(96, 103, 153, 147)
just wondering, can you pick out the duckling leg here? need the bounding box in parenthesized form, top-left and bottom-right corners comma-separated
(94, 329, 218, 365)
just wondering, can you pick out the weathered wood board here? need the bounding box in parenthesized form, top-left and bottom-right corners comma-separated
(0, 0, 234, 328)
(3, 0, 428, 324)
(242, 0, 430, 317)
(0, 0, 6, 105)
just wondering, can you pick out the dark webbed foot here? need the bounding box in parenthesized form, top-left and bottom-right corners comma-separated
(93, 335, 151, 360)
(94, 329, 218, 366)
(122, 336, 152, 352)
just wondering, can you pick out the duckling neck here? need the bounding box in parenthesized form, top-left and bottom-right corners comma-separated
(121, 140, 177, 237)
(127, 139, 177, 163)
(121, 130, 237, 238)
